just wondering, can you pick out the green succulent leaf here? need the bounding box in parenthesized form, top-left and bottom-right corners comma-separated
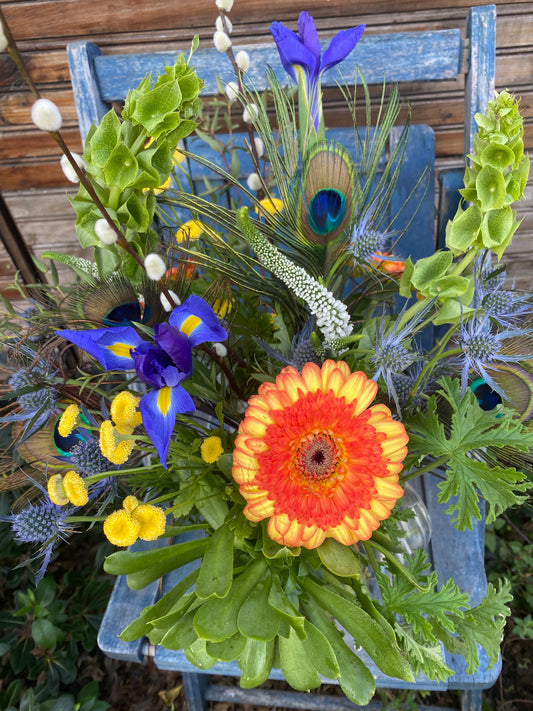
(193, 557, 268, 642)
(195, 523, 234, 600)
(278, 626, 322, 691)
(103, 537, 207, 590)
(303, 597, 376, 705)
(206, 633, 247, 662)
(238, 575, 280, 641)
(237, 638, 275, 688)
(317, 537, 361, 578)
(301, 576, 414, 681)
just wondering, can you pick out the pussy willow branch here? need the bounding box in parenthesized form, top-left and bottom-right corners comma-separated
(218, 10, 263, 182)
(0, 6, 178, 309)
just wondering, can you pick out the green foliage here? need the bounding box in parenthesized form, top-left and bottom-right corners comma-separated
(446, 90, 530, 259)
(70, 52, 203, 278)
(0, 508, 112, 710)
(406, 378, 532, 528)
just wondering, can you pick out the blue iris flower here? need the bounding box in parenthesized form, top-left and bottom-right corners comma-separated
(56, 295, 227, 467)
(270, 12, 365, 134)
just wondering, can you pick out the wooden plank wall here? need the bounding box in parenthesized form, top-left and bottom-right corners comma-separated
(1, 0, 532, 299)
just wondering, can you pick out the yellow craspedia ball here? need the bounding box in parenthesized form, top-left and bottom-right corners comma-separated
(200, 436, 224, 464)
(258, 197, 284, 216)
(48, 474, 68, 506)
(131, 504, 167, 541)
(122, 495, 140, 513)
(103, 510, 140, 547)
(99, 420, 135, 465)
(175, 219, 204, 243)
(153, 176, 173, 195)
(57, 404, 80, 438)
(63, 470, 89, 506)
(110, 391, 141, 430)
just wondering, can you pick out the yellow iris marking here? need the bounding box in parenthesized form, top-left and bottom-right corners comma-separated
(106, 342, 133, 358)
(158, 386, 172, 416)
(180, 315, 201, 337)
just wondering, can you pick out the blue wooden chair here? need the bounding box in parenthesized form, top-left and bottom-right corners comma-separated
(67, 6, 497, 710)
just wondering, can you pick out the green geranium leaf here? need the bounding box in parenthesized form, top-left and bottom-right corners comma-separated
(406, 378, 533, 529)
(476, 164, 507, 211)
(446, 204, 482, 254)
(441, 580, 512, 673)
(394, 625, 453, 681)
(380, 549, 468, 643)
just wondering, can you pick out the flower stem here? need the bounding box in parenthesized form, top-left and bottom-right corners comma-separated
(401, 454, 449, 482)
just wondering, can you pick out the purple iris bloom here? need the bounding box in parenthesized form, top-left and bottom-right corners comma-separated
(132, 324, 193, 389)
(270, 12, 365, 132)
(56, 295, 228, 468)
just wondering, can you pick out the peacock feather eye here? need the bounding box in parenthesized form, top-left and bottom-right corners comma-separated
(103, 300, 148, 327)
(470, 377, 503, 411)
(300, 141, 355, 244)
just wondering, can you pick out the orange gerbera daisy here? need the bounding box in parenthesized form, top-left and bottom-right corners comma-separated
(232, 360, 408, 549)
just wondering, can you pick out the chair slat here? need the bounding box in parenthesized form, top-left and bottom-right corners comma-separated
(91, 29, 463, 107)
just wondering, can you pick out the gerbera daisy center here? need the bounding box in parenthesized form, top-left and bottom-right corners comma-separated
(295, 433, 340, 480)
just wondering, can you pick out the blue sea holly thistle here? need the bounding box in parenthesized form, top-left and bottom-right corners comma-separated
(270, 12, 364, 145)
(56, 295, 227, 466)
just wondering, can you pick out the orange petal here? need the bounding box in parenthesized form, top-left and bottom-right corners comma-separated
(301, 362, 322, 393)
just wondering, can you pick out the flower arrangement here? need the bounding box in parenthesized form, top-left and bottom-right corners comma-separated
(1, 2, 533, 703)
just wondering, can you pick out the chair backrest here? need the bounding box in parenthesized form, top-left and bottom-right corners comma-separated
(67, 5, 495, 152)
(66, 6, 496, 259)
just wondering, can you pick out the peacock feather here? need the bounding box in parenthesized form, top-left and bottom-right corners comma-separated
(63, 273, 169, 329)
(299, 141, 356, 245)
(491, 363, 533, 421)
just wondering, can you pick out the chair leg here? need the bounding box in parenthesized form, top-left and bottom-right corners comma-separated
(182, 672, 208, 711)
(461, 689, 483, 711)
